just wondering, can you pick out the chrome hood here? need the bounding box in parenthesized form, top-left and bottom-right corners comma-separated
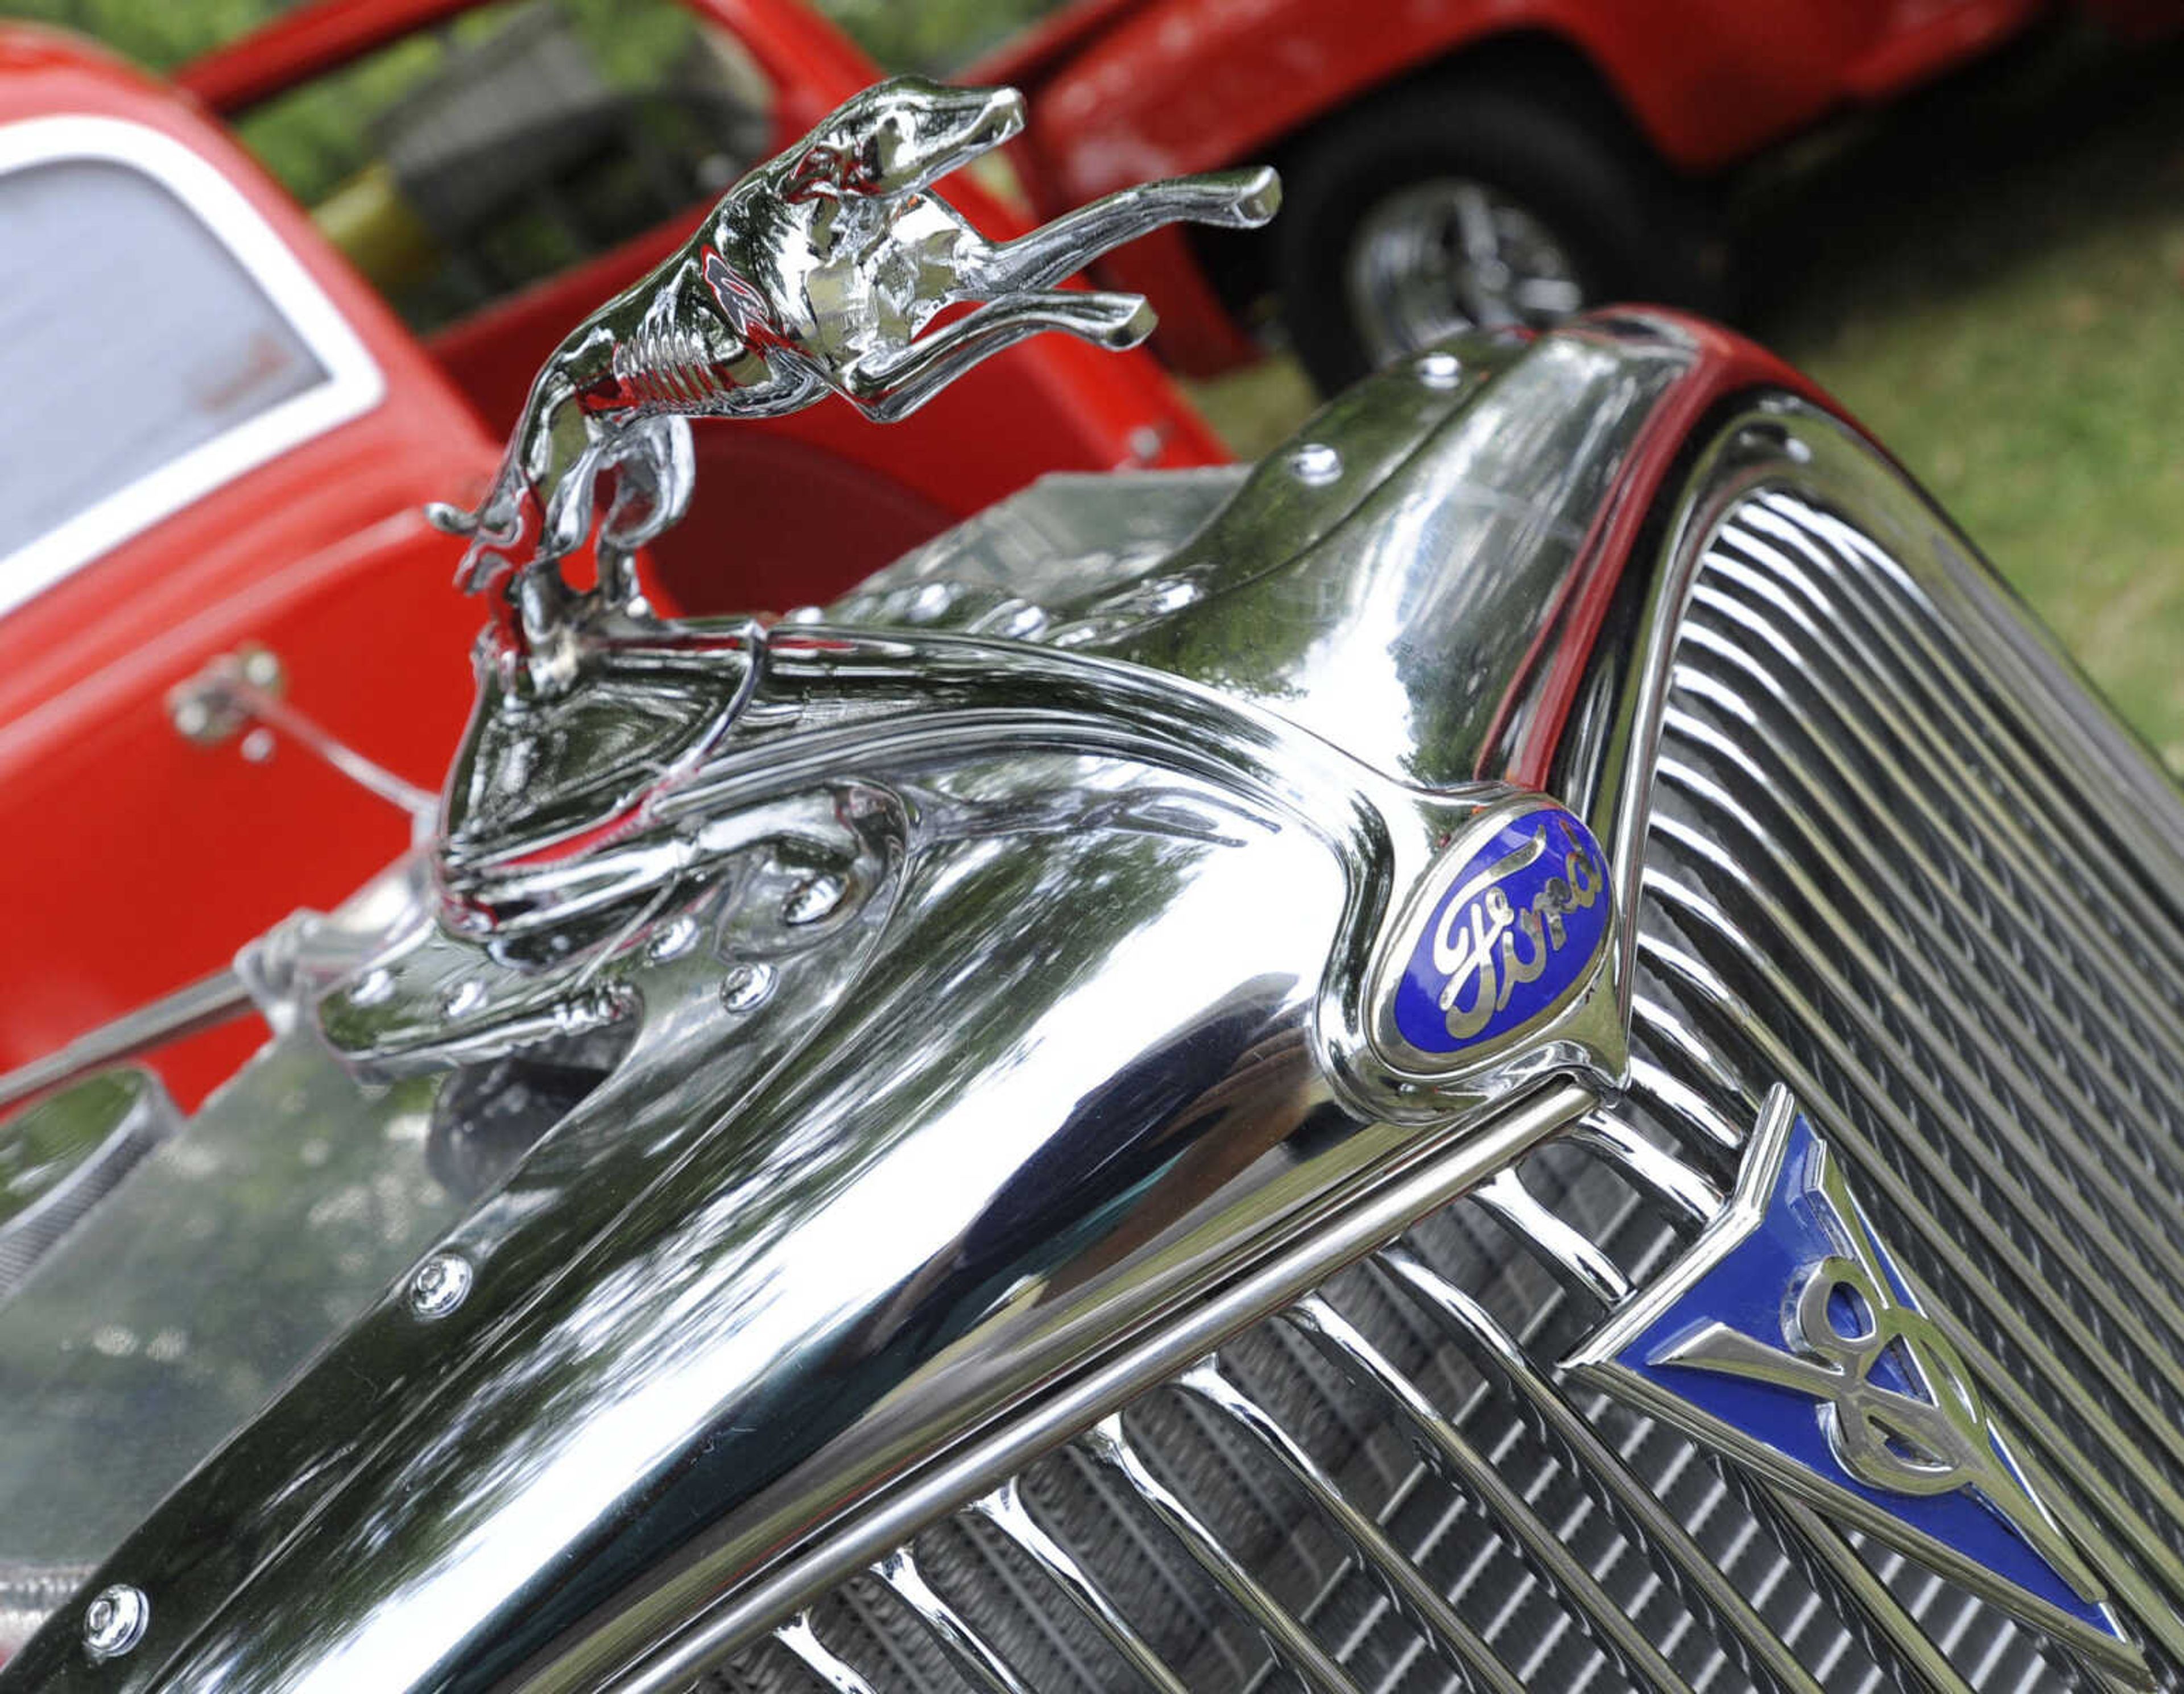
(0, 315, 1744, 1691)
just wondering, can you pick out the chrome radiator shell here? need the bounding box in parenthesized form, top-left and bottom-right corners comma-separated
(668, 405, 2184, 1692)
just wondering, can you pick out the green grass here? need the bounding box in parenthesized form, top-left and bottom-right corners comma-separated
(1192, 36, 2184, 767)
(1789, 218, 2184, 767)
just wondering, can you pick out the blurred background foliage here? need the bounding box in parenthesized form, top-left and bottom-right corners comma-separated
(0, 0, 1038, 74)
(9, 0, 2183, 761)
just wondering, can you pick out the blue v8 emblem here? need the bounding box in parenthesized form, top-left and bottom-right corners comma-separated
(1567, 1086, 2141, 1679)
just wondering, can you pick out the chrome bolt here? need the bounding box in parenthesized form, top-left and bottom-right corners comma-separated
(783, 872, 847, 927)
(1287, 442, 1342, 486)
(408, 1251, 473, 1320)
(1414, 350, 1462, 389)
(240, 727, 276, 764)
(719, 962, 776, 1013)
(647, 915, 700, 963)
(82, 1585, 148, 1662)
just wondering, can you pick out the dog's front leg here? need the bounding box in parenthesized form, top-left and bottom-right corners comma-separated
(841, 290, 1156, 421)
(968, 167, 1281, 297)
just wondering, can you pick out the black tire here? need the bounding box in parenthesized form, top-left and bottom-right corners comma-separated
(1275, 74, 1730, 394)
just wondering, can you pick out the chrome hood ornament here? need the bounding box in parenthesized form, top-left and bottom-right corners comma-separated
(425, 73, 1277, 657)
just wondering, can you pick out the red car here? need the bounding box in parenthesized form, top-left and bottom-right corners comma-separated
(0, 19, 1220, 1107)
(970, 0, 2181, 389)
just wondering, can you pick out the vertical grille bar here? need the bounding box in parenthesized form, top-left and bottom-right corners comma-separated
(776, 1613, 883, 1693)
(872, 1548, 1034, 1694)
(1280, 1294, 1697, 1694)
(1080, 1415, 1370, 1694)
(1367, 1242, 1845, 1694)
(965, 1482, 1194, 1694)
(1169, 1361, 1526, 1694)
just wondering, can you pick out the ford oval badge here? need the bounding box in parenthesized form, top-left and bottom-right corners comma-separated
(1374, 797, 1612, 1075)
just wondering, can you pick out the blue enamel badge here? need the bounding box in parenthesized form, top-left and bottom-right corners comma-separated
(1376, 800, 1611, 1073)
(1567, 1087, 2138, 1677)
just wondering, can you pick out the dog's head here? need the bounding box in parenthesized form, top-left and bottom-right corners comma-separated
(779, 76, 1023, 204)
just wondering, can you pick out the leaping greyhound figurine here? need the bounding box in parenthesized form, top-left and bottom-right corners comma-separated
(429, 75, 1280, 650)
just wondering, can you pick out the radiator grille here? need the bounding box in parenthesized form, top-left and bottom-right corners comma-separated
(702, 486, 2184, 1691)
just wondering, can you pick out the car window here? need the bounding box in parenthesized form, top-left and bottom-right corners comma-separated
(0, 117, 382, 619)
(233, 0, 772, 334)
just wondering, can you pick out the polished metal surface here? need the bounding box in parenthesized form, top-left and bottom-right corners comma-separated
(425, 73, 1278, 658)
(663, 404, 2184, 1693)
(405, 1250, 473, 1320)
(832, 322, 1696, 795)
(75, 1591, 144, 1667)
(0, 308, 1725, 1692)
(1345, 179, 1586, 366)
(0, 1014, 473, 1664)
(0, 1070, 177, 1301)
(14, 229, 2175, 1692)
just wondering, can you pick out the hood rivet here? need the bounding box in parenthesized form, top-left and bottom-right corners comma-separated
(648, 915, 701, 963)
(720, 962, 777, 1012)
(408, 1252, 473, 1320)
(1414, 350, 1462, 389)
(82, 1585, 148, 1662)
(1287, 442, 1342, 486)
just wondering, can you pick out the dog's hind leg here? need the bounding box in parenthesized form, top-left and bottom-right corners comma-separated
(970, 166, 1281, 297)
(841, 291, 1156, 421)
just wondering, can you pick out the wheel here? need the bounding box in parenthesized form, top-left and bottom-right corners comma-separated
(1275, 75, 1730, 393)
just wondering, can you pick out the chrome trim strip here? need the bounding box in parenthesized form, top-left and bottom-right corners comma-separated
(0, 968, 250, 1113)
(0, 116, 384, 616)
